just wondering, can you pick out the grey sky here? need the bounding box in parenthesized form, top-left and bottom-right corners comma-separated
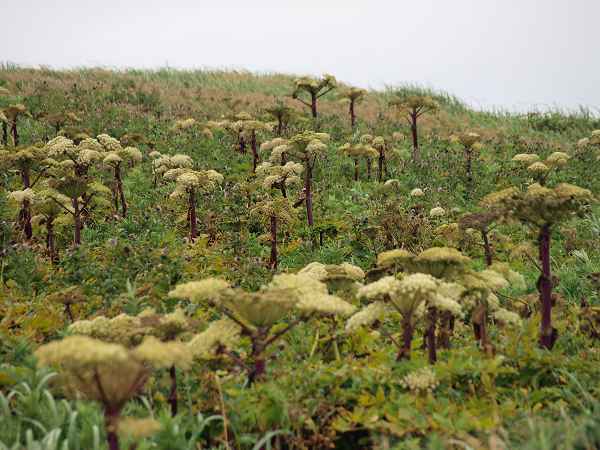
(5, 0, 600, 115)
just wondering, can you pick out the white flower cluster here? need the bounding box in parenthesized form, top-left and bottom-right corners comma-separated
(97, 134, 121, 151)
(345, 301, 390, 331)
(357, 274, 461, 317)
(177, 172, 202, 188)
(429, 207, 446, 218)
(153, 154, 193, 174)
(8, 188, 35, 203)
(493, 307, 522, 325)
(297, 262, 329, 280)
(411, 188, 424, 198)
(295, 293, 356, 316)
(400, 367, 439, 393)
(424, 290, 462, 316)
(340, 262, 365, 281)
(118, 147, 143, 162)
(103, 153, 123, 164)
(45, 136, 76, 158)
(79, 138, 103, 152)
(263, 174, 283, 190)
(206, 169, 224, 184)
(76, 149, 99, 166)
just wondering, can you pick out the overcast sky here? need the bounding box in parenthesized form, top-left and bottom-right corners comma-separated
(5, 0, 600, 116)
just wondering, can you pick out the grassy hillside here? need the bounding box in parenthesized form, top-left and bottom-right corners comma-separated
(1, 64, 600, 449)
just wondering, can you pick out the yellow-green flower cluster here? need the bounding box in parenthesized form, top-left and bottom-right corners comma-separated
(168, 278, 232, 303)
(450, 132, 483, 149)
(130, 335, 191, 370)
(483, 183, 594, 229)
(69, 314, 146, 347)
(35, 335, 129, 368)
(389, 97, 441, 116)
(379, 247, 471, 280)
(512, 153, 540, 165)
(187, 319, 241, 359)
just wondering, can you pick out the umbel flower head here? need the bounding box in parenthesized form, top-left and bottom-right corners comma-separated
(352, 273, 462, 328)
(450, 132, 483, 149)
(34, 334, 190, 443)
(256, 161, 304, 190)
(511, 151, 570, 184)
(170, 273, 354, 329)
(187, 319, 241, 360)
(377, 247, 471, 280)
(269, 131, 330, 163)
(388, 97, 441, 116)
(400, 366, 439, 393)
(297, 261, 365, 291)
(482, 183, 594, 229)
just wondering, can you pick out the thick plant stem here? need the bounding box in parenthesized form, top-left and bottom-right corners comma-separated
(398, 317, 414, 361)
(378, 150, 384, 183)
(482, 230, 493, 267)
(331, 315, 341, 362)
(22, 172, 32, 240)
(539, 225, 554, 350)
(309, 328, 320, 359)
(104, 410, 120, 450)
(115, 165, 127, 218)
(269, 215, 277, 269)
(249, 329, 268, 385)
(425, 307, 437, 364)
(251, 131, 259, 173)
(350, 101, 356, 127)
(310, 93, 317, 118)
(465, 147, 473, 184)
(411, 109, 419, 153)
(73, 198, 81, 245)
(354, 159, 359, 181)
(47, 221, 58, 263)
(11, 120, 19, 148)
(366, 158, 372, 181)
(189, 190, 198, 239)
(168, 365, 178, 417)
(305, 162, 318, 249)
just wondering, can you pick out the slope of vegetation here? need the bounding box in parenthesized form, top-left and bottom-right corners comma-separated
(1, 63, 600, 449)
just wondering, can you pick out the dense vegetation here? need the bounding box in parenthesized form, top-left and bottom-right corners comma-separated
(1, 63, 600, 449)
